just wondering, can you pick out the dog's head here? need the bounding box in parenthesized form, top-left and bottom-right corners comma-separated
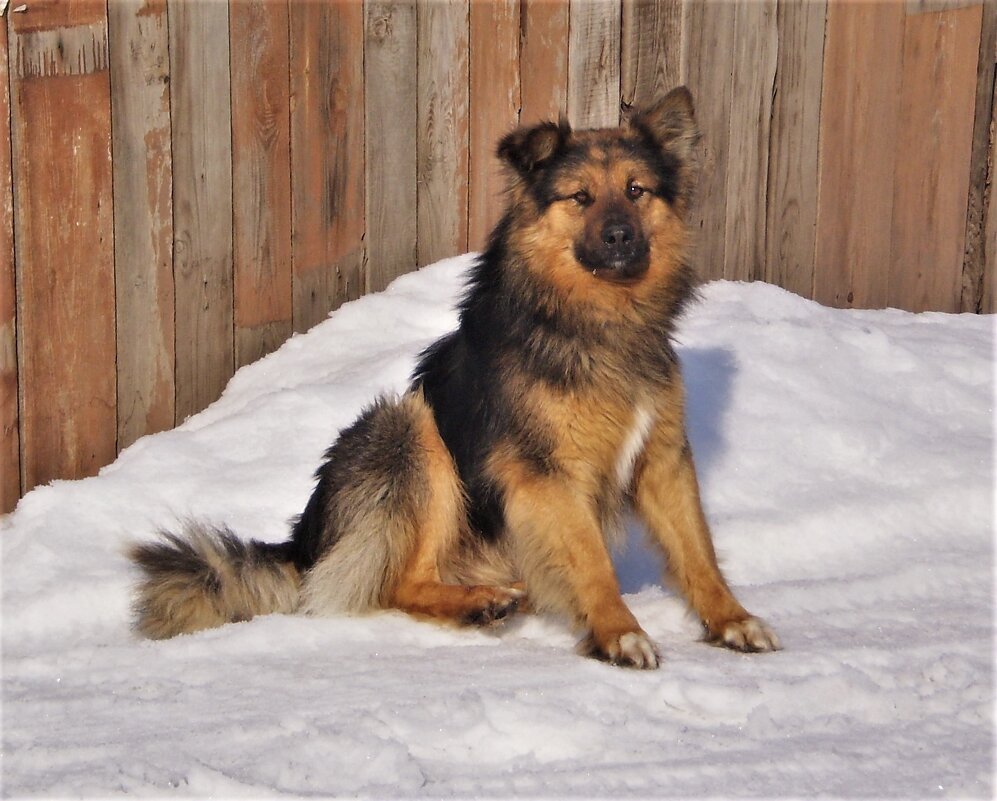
(497, 87, 700, 292)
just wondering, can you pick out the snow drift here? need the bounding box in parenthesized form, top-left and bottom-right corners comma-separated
(2, 254, 993, 797)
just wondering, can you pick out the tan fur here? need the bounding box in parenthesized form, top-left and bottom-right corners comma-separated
(506, 158, 691, 322)
(388, 402, 523, 626)
(632, 378, 752, 637)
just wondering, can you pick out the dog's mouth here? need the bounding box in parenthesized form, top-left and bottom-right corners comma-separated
(574, 245, 650, 283)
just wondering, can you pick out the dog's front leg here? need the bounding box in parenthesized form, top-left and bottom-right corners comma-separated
(633, 418, 781, 652)
(502, 470, 659, 669)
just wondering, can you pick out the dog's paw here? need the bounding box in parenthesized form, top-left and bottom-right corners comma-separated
(579, 629, 660, 669)
(708, 616, 781, 652)
(461, 586, 524, 627)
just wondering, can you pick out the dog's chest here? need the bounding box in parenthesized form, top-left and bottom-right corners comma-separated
(613, 403, 655, 490)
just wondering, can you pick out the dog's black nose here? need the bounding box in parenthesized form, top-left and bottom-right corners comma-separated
(602, 222, 634, 248)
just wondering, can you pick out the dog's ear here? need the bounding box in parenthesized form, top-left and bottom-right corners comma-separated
(497, 119, 570, 180)
(628, 86, 701, 202)
(629, 86, 700, 163)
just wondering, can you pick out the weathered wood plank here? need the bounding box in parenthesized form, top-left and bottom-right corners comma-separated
(724, 0, 778, 283)
(906, 0, 981, 14)
(520, 0, 569, 126)
(231, 0, 292, 367)
(290, 0, 365, 331)
(9, 6, 117, 490)
(1, 19, 20, 512)
(984, 81, 996, 313)
(567, 0, 621, 129)
(108, 0, 175, 450)
(683, 0, 736, 282)
(814, 1, 904, 308)
(8, 0, 106, 32)
(365, 1, 417, 293)
(960, 0, 996, 312)
(417, 0, 470, 266)
(169, 0, 234, 420)
(766, 0, 827, 298)
(622, 0, 683, 112)
(889, 4, 983, 312)
(469, 0, 520, 251)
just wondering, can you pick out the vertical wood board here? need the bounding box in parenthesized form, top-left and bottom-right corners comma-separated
(469, 0, 520, 251)
(108, 0, 176, 450)
(960, 0, 996, 312)
(683, 1, 736, 282)
(622, 0, 683, 112)
(889, 3, 983, 312)
(417, 0, 470, 267)
(814, 1, 904, 308)
(766, 0, 827, 298)
(983, 84, 996, 313)
(290, 0, 366, 332)
(567, 0, 622, 129)
(519, 0, 569, 126)
(365, 0, 417, 293)
(231, 0, 293, 367)
(724, 0, 778, 282)
(9, 8, 117, 490)
(169, 0, 234, 420)
(1, 20, 19, 512)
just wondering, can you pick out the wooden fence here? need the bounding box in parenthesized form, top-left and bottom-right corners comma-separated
(1, 0, 995, 513)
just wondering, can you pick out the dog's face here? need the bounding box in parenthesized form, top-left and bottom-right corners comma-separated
(498, 87, 701, 303)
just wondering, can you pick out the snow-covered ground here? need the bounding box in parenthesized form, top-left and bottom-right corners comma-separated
(2, 254, 993, 798)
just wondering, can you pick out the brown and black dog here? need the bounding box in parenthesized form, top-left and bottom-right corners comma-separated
(130, 87, 780, 668)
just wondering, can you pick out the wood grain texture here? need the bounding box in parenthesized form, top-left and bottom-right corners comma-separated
(567, 0, 621, 129)
(1, 20, 19, 512)
(906, 0, 981, 13)
(814, 1, 904, 308)
(683, 0, 736, 282)
(984, 81, 996, 314)
(417, 0, 470, 267)
(766, 0, 827, 298)
(9, 8, 116, 491)
(724, 0, 778, 282)
(7, 0, 106, 33)
(889, 3, 983, 312)
(622, 0, 683, 112)
(469, 0, 520, 251)
(365, 1, 417, 293)
(108, 0, 175, 451)
(290, 0, 366, 331)
(169, 0, 234, 420)
(960, 0, 996, 312)
(231, 0, 292, 367)
(520, 0, 569, 126)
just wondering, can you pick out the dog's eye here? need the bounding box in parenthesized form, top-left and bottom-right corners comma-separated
(627, 182, 646, 200)
(571, 190, 592, 206)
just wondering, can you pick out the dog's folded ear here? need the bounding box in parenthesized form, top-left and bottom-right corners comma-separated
(497, 119, 571, 179)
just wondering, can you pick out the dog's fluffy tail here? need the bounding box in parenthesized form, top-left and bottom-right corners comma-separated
(128, 523, 301, 639)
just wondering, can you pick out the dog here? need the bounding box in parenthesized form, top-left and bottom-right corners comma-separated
(130, 86, 780, 668)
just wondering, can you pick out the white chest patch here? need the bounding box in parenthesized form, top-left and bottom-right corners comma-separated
(614, 404, 655, 491)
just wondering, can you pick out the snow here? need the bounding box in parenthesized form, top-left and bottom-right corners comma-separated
(2, 254, 993, 798)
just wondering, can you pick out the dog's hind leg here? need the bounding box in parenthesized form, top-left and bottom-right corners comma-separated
(389, 403, 523, 626)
